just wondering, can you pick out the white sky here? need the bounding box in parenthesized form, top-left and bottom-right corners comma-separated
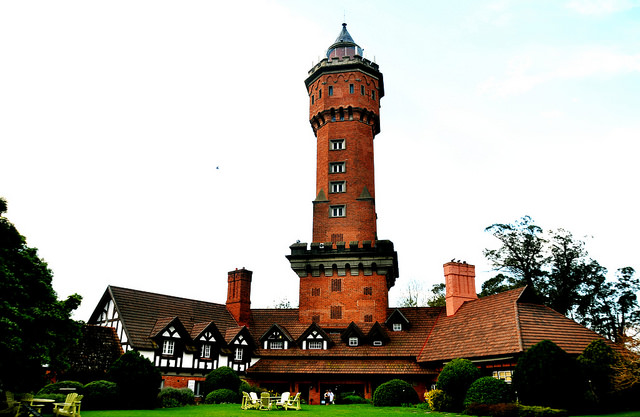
(1, 0, 639, 320)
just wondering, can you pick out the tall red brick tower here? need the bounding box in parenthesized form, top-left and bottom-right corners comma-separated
(288, 24, 398, 327)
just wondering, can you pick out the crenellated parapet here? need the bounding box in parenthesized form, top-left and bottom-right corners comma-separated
(306, 55, 381, 86)
(287, 239, 398, 289)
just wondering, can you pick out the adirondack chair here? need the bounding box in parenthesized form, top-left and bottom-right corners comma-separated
(53, 393, 82, 417)
(283, 392, 301, 411)
(272, 392, 290, 409)
(241, 392, 259, 410)
(0, 392, 21, 416)
(259, 392, 271, 410)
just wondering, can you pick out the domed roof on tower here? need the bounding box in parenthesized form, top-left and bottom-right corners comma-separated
(326, 23, 364, 59)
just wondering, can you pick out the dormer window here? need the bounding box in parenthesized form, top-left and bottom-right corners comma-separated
(308, 341, 323, 349)
(234, 348, 243, 361)
(373, 340, 383, 346)
(349, 337, 358, 347)
(269, 341, 284, 349)
(162, 340, 175, 355)
(392, 323, 402, 332)
(201, 344, 211, 358)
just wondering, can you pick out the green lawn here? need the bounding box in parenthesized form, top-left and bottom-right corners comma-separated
(79, 404, 640, 417)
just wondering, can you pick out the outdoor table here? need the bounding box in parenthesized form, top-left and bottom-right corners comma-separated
(22, 398, 55, 416)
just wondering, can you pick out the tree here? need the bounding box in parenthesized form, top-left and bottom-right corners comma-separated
(435, 358, 480, 411)
(0, 197, 82, 391)
(577, 339, 618, 408)
(106, 350, 161, 409)
(397, 279, 428, 307)
(427, 283, 446, 307)
(483, 216, 638, 341)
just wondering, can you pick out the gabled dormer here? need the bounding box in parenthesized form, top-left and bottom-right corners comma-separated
(191, 321, 225, 360)
(385, 309, 410, 332)
(341, 322, 365, 347)
(150, 317, 193, 359)
(297, 322, 333, 350)
(259, 324, 295, 350)
(228, 326, 255, 372)
(367, 321, 390, 346)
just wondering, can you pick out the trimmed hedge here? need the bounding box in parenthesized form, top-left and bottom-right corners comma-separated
(204, 388, 238, 404)
(372, 379, 419, 407)
(157, 387, 194, 408)
(203, 366, 241, 396)
(465, 402, 520, 417)
(464, 376, 512, 407)
(38, 380, 85, 395)
(83, 380, 120, 410)
(435, 358, 480, 411)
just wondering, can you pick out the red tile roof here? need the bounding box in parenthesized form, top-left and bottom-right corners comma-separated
(247, 358, 436, 375)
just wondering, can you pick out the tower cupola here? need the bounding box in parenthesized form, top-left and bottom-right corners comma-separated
(326, 23, 364, 59)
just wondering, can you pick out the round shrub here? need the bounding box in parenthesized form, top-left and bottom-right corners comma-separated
(464, 376, 512, 407)
(205, 388, 239, 404)
(436, 358, 480, 410)
(38, 380, 85, 395)
(157, 387, 194, 408)
(425, 389, 452, 411)
(372, 379, 419, 407)
(203, 366, 241, 396)
(339, 394, 368, 404)
(83, 380, 120, 410)
(106, 350, 162, 409)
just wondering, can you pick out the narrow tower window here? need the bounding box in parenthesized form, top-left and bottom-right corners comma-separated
(330, 305, 343, 319)
(319, 89, 322, 98)
(329, 162, 345, 173)
(330, 139, 345, 150)
(330, 181, 345, 193)
(330, 205, 345, 217)
(331, 279, 342, 292)
(361, 85, 365, 95)
(328, 86, 333, 96)
(349, 84, 354, 94)
(372, 90, 376, 100)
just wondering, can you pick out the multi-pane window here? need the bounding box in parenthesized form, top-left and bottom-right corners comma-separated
(364, 286, 372, 295)
(328, 86, 333, 96)
(349, 84, 354, 94)
(330, 139, 345, 150)
(201, 344, 211, 358)
(311, 288, 321, 296)
(330, 305, 343, 319)
(330, 205, 345, 217)
(234, 348, 243, 361)
(269, 341, 284, 349)
(331, 233, 343, 243)
(349, 337, 358, 347)
(364, 314, 373, 323)
(493, 370, 513, 383)
(162, 340, 175, 355)
(330, 181, 345, 193)
(308, 341, 323, 350)
(330, 162, 345, 173)
(392, 323, 403, 332)
(331, 279, 342, 292)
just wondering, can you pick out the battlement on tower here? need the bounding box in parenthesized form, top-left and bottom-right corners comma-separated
(287, 239, 398, 289)
(305, 55, 384, 96)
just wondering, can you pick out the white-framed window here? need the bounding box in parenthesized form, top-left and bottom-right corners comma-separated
(162, 340, 175, 355)
(392, 323, 402, 332)
(308, 340, 323, 350)
(493, 370, 513, 383)
(201, 344, 211, 358)
(373, 340, 383, 347)
(329, 162, 345, 173)
(234, 347, 243, 361)
(349, 337, 358, 347)
(330, 205, 345, 217)
(269, 341, 284, 350)
(330, 139, 345, 150)
(330, 181, 345, 193)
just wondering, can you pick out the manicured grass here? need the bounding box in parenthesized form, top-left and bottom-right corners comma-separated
(80, 404, 640, 417)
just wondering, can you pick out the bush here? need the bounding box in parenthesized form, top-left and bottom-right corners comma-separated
(372, 379, 419, 407)
(106, 351, 162, 409)
(203, 366, 241, 396)
(518, 404, 568, 417)
(425, 389, 452, 411)
(513, 340, 583, 410)
(337, 394, 368, 404)
(157, 387, 194, 408)
(435, 358, 480, 411)
(83, 380, 120, 410)
(577, 339, 618, 409)
(465, 402, 519, 417)
(238, 380, 263, 395)
(38, 380, 85, 395)
(204, 388, 239, 404)
(464, 376, 512, 407)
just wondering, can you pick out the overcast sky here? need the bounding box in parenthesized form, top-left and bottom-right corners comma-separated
(2, 0, 639, 320)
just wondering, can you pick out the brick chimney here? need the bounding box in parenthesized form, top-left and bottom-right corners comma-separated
(226, 268, 252, 326)
(444, 261, 477, 316)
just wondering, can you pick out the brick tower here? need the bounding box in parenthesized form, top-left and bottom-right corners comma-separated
(288, 24, 398, 326)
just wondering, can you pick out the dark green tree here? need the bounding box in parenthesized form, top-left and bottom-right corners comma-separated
(0, 197, 82, 391)
(577, 339, 618, 408)
(513, 340, 584, 410)
(427, 283, 446, 307)
(106, 350, 161, 409)
(203, 366, 241, 397)
(435, 358, 480, 411)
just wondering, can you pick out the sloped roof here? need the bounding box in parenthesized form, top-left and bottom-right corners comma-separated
(247, 358, 435, 375)
(94, 285, 238, 350)
(418, 287, 608, 363)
